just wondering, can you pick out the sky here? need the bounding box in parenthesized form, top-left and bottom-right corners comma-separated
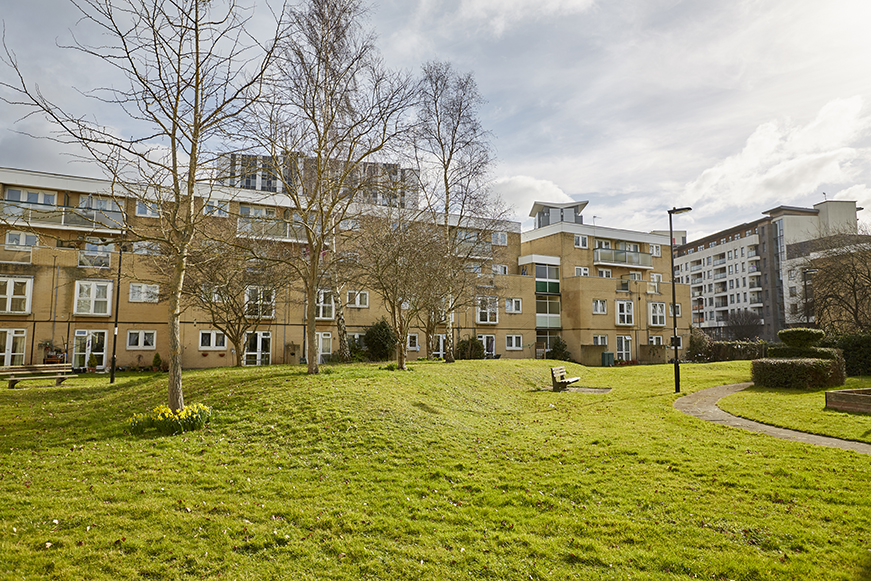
(2, 0, 871, 240)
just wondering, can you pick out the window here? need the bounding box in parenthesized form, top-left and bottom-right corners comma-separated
(536, 295, 561, 328)
(0, 277, 32, 314)
(595, 239, 611, 249)
(598, 269, 612, 278)
(593, 335, 607, 346)
(132, 241, 161, 255)
(629, 271, 642, 280)
(199, 330, 226, 350)
(506, 335, 523, 350)
(204, 200, 229, 217)
(455, 229, 477, 243)
(349, 333, 366, 350)
(316, 289, 333, 320)
(789, 286, 797, 297)
(649, 302, 666, 326)
(126, 330, 156, 350)
(5, 231, 37, 249)
(78, 238, 113, 268)
(74, 281, 112, 315)
(129, 283, 159, 303)
(534, 264, 560, 293)
(669, 303, 682, 317)
(574, 234, 588, 248)
(650, 244, 661, 257)
(407, 333, 419, 351)
(476, 296, 498, 324)
(592, 299, 607, 314)
(575, 266, 589, 277)
(615, 300, 634, 325)
(245, 286, 275, 318)
(492, 264, 508, 275)
(0, 328, 26, 366)
(670, 336, 683, 349)
(492, 232, 508, 246)
(135, 200, 160, 217)
(505, 298, 522, 313)
(346, 290, 369, 308)
(616, 336, 631, 360)
(650, 336, 663, 346)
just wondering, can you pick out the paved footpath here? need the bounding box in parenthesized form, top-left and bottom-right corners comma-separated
(674, 383, 871, 456)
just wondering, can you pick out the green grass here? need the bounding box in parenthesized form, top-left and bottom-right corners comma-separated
(1, 360, 870, 580)
(719, 376, 871, 444)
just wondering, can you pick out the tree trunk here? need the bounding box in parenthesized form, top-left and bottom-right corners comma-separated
(306, 276, 320, 374)
(444, 307, 455, 363)
(167, 260, 186, 412)
(232, 337, 244, 367)
(333, 281, 350, 362)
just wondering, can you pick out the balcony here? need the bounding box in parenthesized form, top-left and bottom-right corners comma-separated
(748, 264, 761, 273)
(691, 290, 704, 298)
(747, 249, 759, 258)
(594, 248, 653, 268)
(690, 264, 703, 272)
(690, 277, 703, 285)
(536, 314, 561, 328)
(237, 217, 308, 241)
(713, 258, 726, 266)
(1, 200, 124, 232)
(713, 272, 727, 280)
(0, 246, 32, 264)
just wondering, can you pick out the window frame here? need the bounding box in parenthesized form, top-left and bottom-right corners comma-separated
(126, 330, 156, 350)
(669, 303, 682, 317)
(476, 295, 499, 324)
(129, 282, 159, 303)
(574, 234, 588, 249)
(346, 290, 369, 308)
(598, 269, 612, 279)
(0, 276, 32, 314)
(199, 329, 227, 351)
(135, 200, 161, 218)
(4, 231, 37, 249)
(649, 302, 666, 326)
(506, 334, 523, 350)
(615, 299, 634, 326)
(593, 334, 607, 346)
(575, 266, 589, 277)
(245, 285, 275, 319)
(650, 243, 661, 257)
(407, 333, 419, 351)
(592, 299, 607, 315)
(74, 280, 112, 316)
(316, 289, 334, 320)
(505, 298, 522, 313)
(492, 264, 509, 275)
(492, 231, 508, 246)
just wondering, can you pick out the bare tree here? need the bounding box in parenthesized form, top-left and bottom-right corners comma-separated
(412, 61, 501, 362)
(243, 0, 414, 374)
(805, 235, 871, 333)
(725, 309, 763, 340)
(1, 0, 285, 411)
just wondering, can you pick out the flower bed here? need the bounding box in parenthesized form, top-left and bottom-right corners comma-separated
(825, 388, 871, 414)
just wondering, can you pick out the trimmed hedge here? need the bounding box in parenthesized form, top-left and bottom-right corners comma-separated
(818, 333, 871, 377)
(766, 346, 841, 360)
(710, 340, 767, 362)
(751, 357, 846, 389)
(777, 328, 825, 349)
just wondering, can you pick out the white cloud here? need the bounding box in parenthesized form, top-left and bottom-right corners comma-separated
(459, 0, 596, 35)
(491, 175, 573, 227)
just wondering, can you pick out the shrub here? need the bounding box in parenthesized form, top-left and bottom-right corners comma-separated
(766, 345, 840, 360)
(363, 319, 397, 361)
(152, 352, 162, 369)
(819, 333, 871, 377)
(751, 358, 846, 389)
(127, 403, 212, 436)
(687, 327, 713, 362)
(547, 336, 574, 362)
(777, 328, 825, 349)
(86, 353, 98, 369)
(709, 340, 767, 362)
(455, 337, 484, 360)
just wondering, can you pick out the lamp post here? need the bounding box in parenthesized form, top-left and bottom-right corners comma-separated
(668, 207, 692, 394)
(802, 268, 818, 326)
(109, 240, 125, 384)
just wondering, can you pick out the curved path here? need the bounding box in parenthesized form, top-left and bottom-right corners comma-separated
(674, 383, 871, 456)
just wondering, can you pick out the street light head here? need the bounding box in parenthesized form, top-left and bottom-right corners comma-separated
(668, 206, 692, 215)
(802, 268, 819, 274)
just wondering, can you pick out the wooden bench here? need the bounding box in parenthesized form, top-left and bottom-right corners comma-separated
(0, 364, 78, 389)
(551, 366, 579, 392)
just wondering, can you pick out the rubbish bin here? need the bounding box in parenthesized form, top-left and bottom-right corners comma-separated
(601, 352, 615, 367)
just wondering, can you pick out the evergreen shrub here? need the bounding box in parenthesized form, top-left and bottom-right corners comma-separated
(819, 333, 871, 377)
(455, 337, 485, 360)
(363, 319, 397, 361)
(777, 328, 825, 349)
(751, 358, 846, 389)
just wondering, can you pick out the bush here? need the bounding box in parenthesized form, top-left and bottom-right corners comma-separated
(710, 340, 767, 362)
(152, 352, 162, 369)
(751, 358, 846, 389)
(819, 333, 871, 377)
(455, 337, 484, 360)
(547, 336, 574, 362)
(777, 328, 825, 349)
(127, 403, 212, 436)
(363, 319, 397, 361)
(766, 345, 840, 360)
(687, 327, 713, 362)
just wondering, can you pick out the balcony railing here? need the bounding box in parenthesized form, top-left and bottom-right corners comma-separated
(713, 258, 726, 266)
(713, 273, 727, 280)
(0, 246, 32, 264)
(1, 200, 124, 231)
(237, 217, 308, 241)
(690, 264, 703, 272)
(690, 277, 703, 285)
(594, 248, 653, 268)
(535, 314, 561, 328)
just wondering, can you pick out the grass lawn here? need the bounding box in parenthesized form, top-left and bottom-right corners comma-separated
(1, 360, 870, 580)
(719, 376, 871, 444)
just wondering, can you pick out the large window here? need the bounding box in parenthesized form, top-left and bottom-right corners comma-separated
(615, 300, 634, 325)
(536, 295, 561, 328)
(649, 302, 666, 326)
(199, 330, 226, 350)
(245, 286, 275, 318)
(316, 290, 334, 320)
(535, 264, 560, 293)
(476, 296, 499, 324)
(592, 299, 607, 315)
(0, 329, 26, 366)
(346, 290, 368, 308)
(616, 336, 631, 360)
(127, 330, 156, 350)
(492, 231, 508, 246)
(78, 238, 113, 268)
(129, 283, 159, 303)
(74, 281, 112, 316)
(0, 277, 32, 314)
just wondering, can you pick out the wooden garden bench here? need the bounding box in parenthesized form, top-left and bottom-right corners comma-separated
(0, 363, 78, 389)
(551, 365, 579, 392)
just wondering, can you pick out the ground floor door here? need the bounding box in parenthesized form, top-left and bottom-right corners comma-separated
(244, 331, 271, 366)
(0, 328, 26, 366)
(432, 334, 446, 358)
(315, 332, 332, 364)
(616, 335, 631, 361)
(477, 334, 496, 358)
(73, 330, 107, 369)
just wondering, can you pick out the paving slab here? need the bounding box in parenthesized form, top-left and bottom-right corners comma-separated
(674, 383, 871, 456)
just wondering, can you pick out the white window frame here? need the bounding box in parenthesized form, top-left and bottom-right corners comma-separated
(199, 329, 226, 350)
(74, 280, 112, 316)
(245, 286, 275, 319)
(506, 335, 523, 350)
(492, 264, 509, 275)
(505, 298, 522, 313)
(574, 234, 588, 249)
(407, 333, 419, 352)
(575, 266, 589, 277)
(316, 289, 334, 320)
(346, 290, 369, 308)
(492, 232, 508, 246)
(649, 302, 666, 326)
(593, 335, 607, 346)
(592, 299, 607, 315)
(669, 303, 682, 317)
(615, 300, 634, 326)
(650, 244, 661, 257)
(595, 239, 611, 249)
(650, 336, 663, 346)
(671, 336, 683, 349)
(78, 238, 113, 269)
(126, 330, 156, 350)
(0, 277, 32, 314)
(616, 335, 632, 360)
(129, 283, 159, 303)
(598, 269, 612, 279)
(135, 200, 161, 217)
(477, 334, 496, 358)
(131, 241, 161, 255)
(203, 200, 229, 217)
(476, 296, 499, 324)
(0, 328, 26, 366)
(4, 231, 37, 249)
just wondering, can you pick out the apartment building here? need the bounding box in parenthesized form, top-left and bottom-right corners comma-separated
(1, 168, 690, 368)
(674, 200, 860, 341)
